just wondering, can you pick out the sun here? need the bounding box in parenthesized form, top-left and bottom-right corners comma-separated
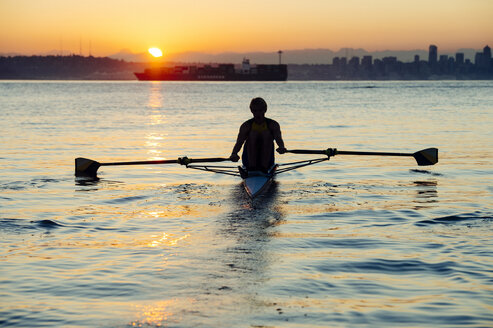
(148, 47, 163, 58)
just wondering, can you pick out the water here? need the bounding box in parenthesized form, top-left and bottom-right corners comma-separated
(1, 80, 492, 327)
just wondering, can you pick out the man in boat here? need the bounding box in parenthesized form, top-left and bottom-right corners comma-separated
(229, 97, 287, 174)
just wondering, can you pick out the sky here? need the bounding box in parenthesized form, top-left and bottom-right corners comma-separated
(1, 0, 492, 57)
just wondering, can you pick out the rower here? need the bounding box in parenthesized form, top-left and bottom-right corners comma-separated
(229, 97, 287, 174)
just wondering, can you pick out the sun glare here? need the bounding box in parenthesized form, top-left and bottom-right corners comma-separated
(148, 48, 163, 57)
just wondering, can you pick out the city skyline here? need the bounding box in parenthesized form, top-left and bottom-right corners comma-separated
(1, 45, 488, 66)
(1, 0, 492, 57)
(322, 44, 492, 80)
(1, 44, 491, 80)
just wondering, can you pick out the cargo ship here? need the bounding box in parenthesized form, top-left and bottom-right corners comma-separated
(134, 58, 287, 81)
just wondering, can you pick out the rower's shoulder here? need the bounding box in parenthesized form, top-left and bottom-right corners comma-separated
(240, 118, 254, 127)
(239, 119, 253, 131)
(266, 117, 280, 128)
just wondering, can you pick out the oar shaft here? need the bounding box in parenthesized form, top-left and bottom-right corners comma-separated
(336, 150, 413, 157)
(286, 147, 438, 166)
(75, 156, 230, 177)
(101, 157, 229, 166)
(287, 149, 413, 156)
(187, 157, 229, 163)
(101, 159, 178, 166)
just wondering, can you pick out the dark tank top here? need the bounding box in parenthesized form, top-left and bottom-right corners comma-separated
(242, 118, 275, 168)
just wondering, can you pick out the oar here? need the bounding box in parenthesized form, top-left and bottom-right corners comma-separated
(286, 147, 438, 166)
(75, 156, 230, 177)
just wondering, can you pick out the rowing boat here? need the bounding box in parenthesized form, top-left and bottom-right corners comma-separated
(184, 158, 329, 199)
(242, 165, 277, 198)
(75, 147, 438, 199)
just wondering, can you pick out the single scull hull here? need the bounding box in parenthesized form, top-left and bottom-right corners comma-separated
(242, 165, 277, 198)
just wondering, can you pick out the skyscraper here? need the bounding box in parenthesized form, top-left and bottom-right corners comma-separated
(476, 45, 491, 69)
(475, 53, 484, 66)
(428, 45, 438, 66)
(455, 53, 464, 66)
(362, 56, 372, 69)
(484, 46, 492, 71)
(484, 45, 491, 60)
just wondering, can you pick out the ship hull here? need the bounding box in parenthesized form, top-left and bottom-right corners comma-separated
(134, 64, 287, 81)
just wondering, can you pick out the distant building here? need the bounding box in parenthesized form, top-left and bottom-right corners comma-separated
(475, 52, 484, 66)
(373, 59, 384, 73)
(455, 53, 464, 66)
(447, 57, 455, 73)
(382, 57, 397, 65)
(362, 56, 372, 69)
(484, 45, 491, 60)
(482, 46, 491, 70)
(332, 57, 347, 68)
(349, 56, 360, 67)
(382, 57, 398, 75)
(428, 45, 438, 65)
(439, 55, 449, 74)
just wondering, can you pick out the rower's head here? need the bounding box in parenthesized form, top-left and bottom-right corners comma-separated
(250, 97, 267, 120)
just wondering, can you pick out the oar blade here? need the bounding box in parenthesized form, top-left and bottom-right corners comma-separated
(413, 148, 438, 166)
(75, 157, 101, 177)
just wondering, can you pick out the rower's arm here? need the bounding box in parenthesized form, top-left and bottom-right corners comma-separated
(230, 122, 249, 158)
(271, 121, 286, 150)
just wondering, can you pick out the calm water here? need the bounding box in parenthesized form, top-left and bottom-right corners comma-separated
(1, 81, 492, 327)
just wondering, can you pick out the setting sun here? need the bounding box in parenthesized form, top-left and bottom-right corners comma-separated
(148, 48, 163, 57)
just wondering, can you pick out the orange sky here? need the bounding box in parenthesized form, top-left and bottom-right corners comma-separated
(1, 0, 492, 56)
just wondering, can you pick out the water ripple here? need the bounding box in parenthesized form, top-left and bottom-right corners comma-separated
(415, 211, 492, 226)
(314, 259, 456, 275)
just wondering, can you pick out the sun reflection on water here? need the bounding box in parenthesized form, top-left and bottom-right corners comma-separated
(148, 82, 163, 109)
(130, 299, 180, 327)
(145, 82, 168, 159)
(146, 232, 190, 248)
